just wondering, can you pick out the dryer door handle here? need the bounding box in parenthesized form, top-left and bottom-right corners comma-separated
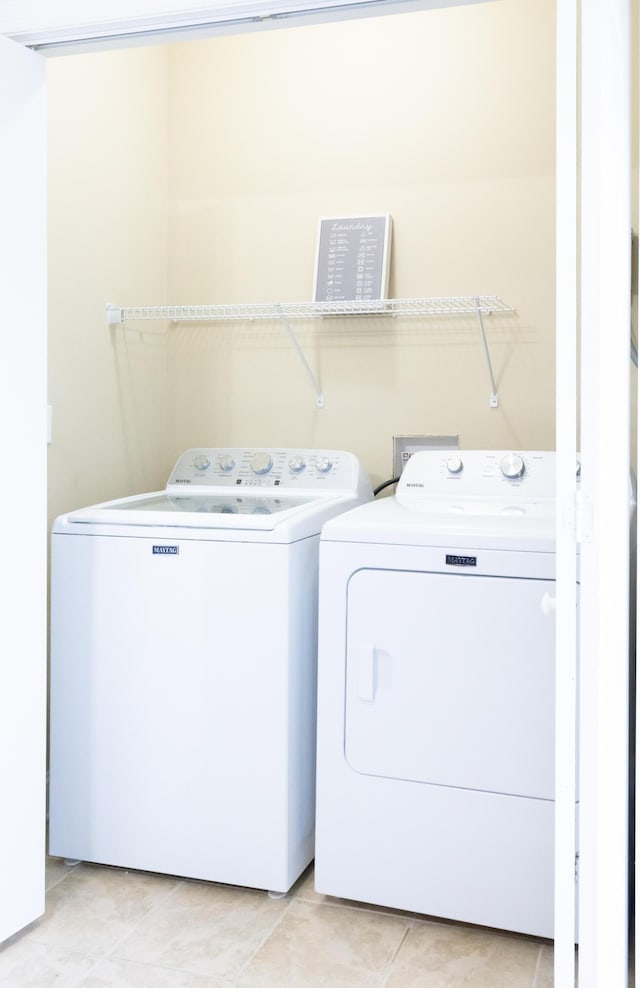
(357, 642, 377, 703)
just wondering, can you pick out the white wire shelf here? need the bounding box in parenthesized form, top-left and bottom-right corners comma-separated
(106, 295, 514, 410)
(107, 296, 513, 324)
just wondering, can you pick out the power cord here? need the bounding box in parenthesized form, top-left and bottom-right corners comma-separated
(373, 476, 400, 497)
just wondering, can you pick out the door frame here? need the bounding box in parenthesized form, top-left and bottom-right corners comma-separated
(2, 3, 635, 982)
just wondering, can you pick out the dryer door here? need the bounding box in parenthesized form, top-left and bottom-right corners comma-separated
(345, 568, 556, 800)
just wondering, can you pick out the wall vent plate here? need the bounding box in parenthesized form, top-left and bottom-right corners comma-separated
(393, 435, 459, 478)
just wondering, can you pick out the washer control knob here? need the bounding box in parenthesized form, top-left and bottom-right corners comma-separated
(446, 456, 463, 475)
(218, 454, 235, 472)
(289, 455, 306, 473)
(501, 453, 526, 480)
(316, 456, 333, 474)
(250, 452, 273, 475)
(193, 454, 211, 471)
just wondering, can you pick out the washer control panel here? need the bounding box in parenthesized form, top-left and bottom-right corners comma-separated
(166, 448, 364, 491)
(398, 449, 575, 501)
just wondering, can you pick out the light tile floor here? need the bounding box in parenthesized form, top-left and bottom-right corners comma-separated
(0, 856, 559, 987)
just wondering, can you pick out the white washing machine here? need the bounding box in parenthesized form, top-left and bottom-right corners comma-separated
(49, 447, 371, 894)
(315, 449, 573, 938)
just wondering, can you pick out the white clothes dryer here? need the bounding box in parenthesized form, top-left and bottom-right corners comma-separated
(49, 447, 371, 895)
(315, 449, 573, 938)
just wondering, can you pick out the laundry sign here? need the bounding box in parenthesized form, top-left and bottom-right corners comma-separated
(313, 214, 392, 303)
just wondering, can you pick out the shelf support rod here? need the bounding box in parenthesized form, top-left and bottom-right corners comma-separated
(475, 299, 499, 408)
(276, 305, 325, 409)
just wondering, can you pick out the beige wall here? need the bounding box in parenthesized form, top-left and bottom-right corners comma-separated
(47, 0, 555, 508)
(167, 0, 555, 488)
(47, 45, 170, 527)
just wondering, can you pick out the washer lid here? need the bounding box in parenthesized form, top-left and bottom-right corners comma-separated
(58, 447, 373, 536)
(65, 490, 340, 532)
(100, 491, 313, 516)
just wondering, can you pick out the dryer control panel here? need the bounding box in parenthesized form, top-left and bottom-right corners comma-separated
(397, 449, 577, 502)
(166, 448, 371, 497)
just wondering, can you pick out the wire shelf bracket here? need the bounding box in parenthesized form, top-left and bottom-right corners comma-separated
(275, 304, 324, 409)
(475, 300, 499, 408)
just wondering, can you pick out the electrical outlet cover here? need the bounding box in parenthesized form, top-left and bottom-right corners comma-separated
(393, 435, 459, 478)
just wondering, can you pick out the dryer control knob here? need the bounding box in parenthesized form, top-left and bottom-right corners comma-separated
(250, 452, 273, 475)
(193, 454, 211, 471)
(289, 455, 306, 473)
(218, 454, 235, 472)
(501, 453, 525, 479)
(446, 456, 463, 474)
(316, 457, 333, 473)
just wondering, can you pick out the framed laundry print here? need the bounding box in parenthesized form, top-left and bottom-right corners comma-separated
(313, 214, 392, 303)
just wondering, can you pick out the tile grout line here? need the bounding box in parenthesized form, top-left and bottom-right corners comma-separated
(379, 922, 414, 988)
(530, 943, 544, 988)
(80, 951, 237, 986)
(231, 888, 420, 986)
(296, 890, 413, 920)
(44, 862, 82, 895)
(231, 888, 298, 983)
(73, 874, 187, 984)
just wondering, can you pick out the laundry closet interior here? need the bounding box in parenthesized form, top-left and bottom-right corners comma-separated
(47, 0, 555, 530)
